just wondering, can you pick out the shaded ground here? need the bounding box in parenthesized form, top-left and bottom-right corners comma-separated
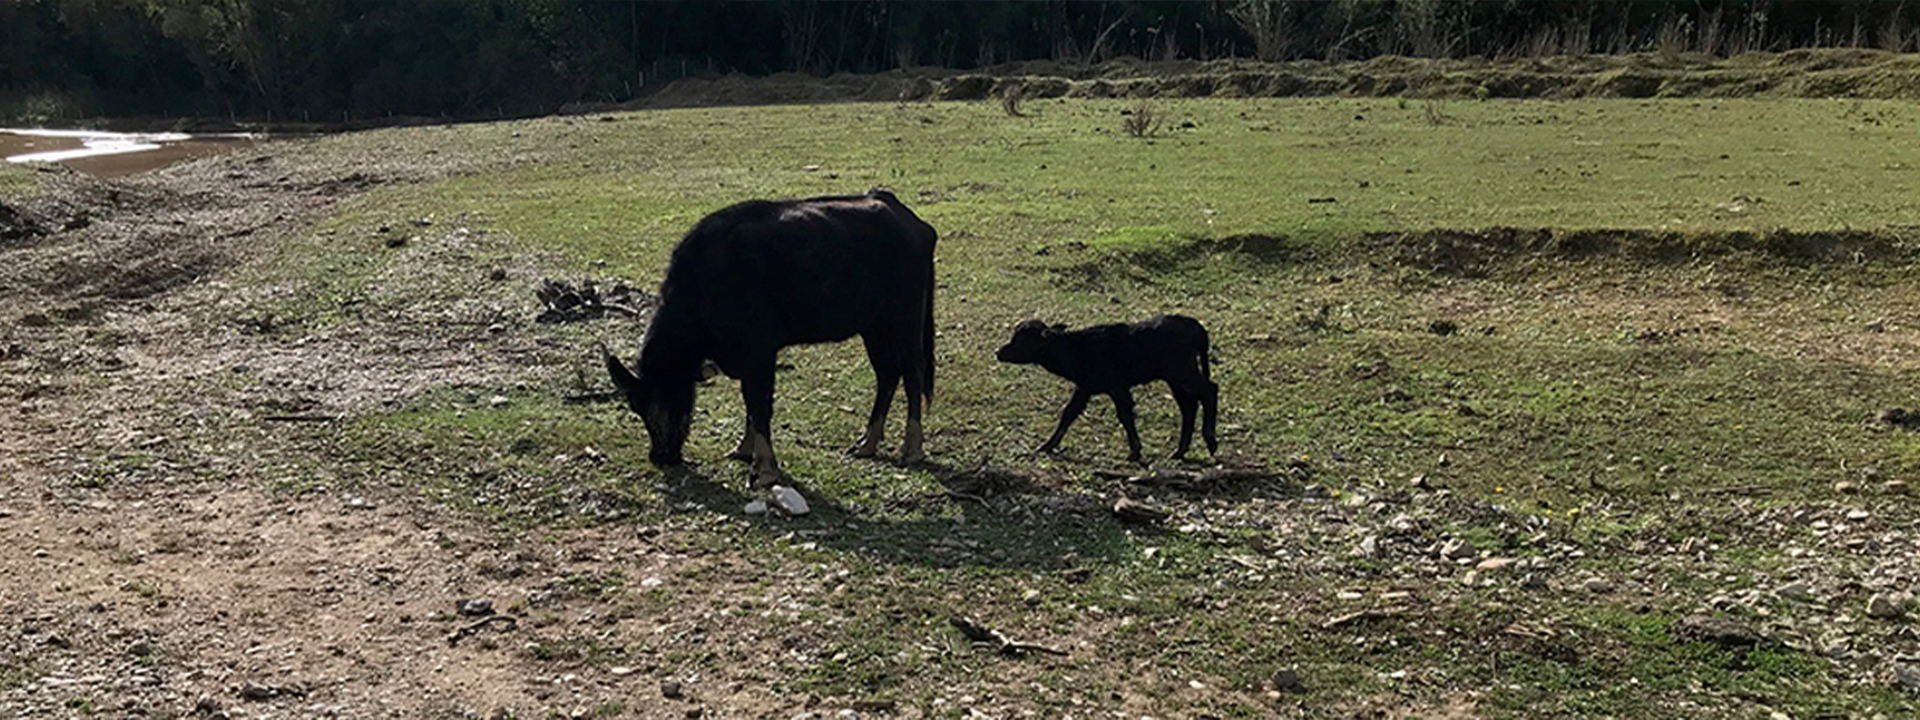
(3, 99, 1920, 719)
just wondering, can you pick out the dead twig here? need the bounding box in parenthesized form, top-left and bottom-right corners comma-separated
(948, 615, 1068, 657)
(261, 414, 338, 423)
(1321, 608, 1403, 630)
(447, 614, 518, 647)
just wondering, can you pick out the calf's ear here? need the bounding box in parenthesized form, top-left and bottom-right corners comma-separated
(1048, 323, 1068, 335)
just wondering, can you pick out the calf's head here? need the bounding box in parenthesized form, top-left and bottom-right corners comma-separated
(995, 319, 1063, 364)
(604, 349, 694, 466)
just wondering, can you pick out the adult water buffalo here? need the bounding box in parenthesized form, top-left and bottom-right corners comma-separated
(604, 189, 937, 486)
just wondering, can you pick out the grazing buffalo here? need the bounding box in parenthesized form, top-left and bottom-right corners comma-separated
(604, 189, 937, 487)
(996, 314, 1218, 464)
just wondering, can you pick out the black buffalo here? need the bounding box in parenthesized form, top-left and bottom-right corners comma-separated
(604, 189, 937, 486)
(996, 314, 1218, 464)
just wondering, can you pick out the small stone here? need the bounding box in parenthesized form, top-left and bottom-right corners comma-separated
(609, 666, 635, 676)
(1847, 509, 1872, 521)
(238, 683, 276, 701)
(661, 680, 683, 699)
(1895, 661, 1920, 691)
(1673, 614, 1761, 648)
(1868, 594, 1909, 619)
(1835, 481, 1860, 494)
(488, 268, 507, 282)
(385, 235, 408, 248)
(456, 599, 494, 617)
(1476, 557, 1517, 571)
(1387, 513, 1420, 535)
(685, 708, 705, 719)
(1408, 474, 1431, 489)
(1271, 667, 1306, 694)
(1777, 582, 1817, 603)
(32, 549, 48, 558)
(1441, 539, 1476, 560)
(803, 165, 821, 172)
(1887, 480, 1910, 494)
(1354, 535, 1379, 558)
(488, 395, 510, 408)
(1520, 573, 1548, 590)
(743, 500, 768, 516)
(772, 486, 809, 516)
(1582, 577, 1614, 594)
(1021, 589, 1042, 606)
(1658, 464, 1676, 475)
(1302, 484, 1331, 499)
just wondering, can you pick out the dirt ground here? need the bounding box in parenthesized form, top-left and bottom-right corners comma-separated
(0, 144, 708, 719)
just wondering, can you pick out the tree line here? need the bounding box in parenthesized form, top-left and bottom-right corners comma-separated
(5, 1, 1919, 123)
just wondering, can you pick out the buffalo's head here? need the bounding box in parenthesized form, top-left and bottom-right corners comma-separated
(604, 348, 694, 466)
(995, 319, 1063, 365)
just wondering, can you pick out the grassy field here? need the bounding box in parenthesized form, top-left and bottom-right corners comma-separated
(15, 98, 1920, 718)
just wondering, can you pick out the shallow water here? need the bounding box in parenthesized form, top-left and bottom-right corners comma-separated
(1, 128, 262, 177)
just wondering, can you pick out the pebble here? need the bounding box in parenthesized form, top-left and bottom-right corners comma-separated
(743, 500, 768, 516)
(488, 395, 510, 408)
(661, 680, 683, 699)
(1895, 661, 1920, 691)
(457, 599, 494, 617)
(1777, 582, 1817, 603)
(1272, 667, 1306, 693)
(1887, 480, 1910, 494)
(1302, 484, 1331, 499)
(1354, 535, 1379, 558)
(238, 683, 275, 701)
(1582, 577, 1614, 594)
(1440, 539, 1476, 560)
(771, 486, 810, 516)
(1835, 481, 1861, 494)
(1868, 593, 1909, 619)
(1021, 589, 1042, 606)
(1387, 514, 1420, 535)
(1476, 557, 1517, 571)
(1847, 509, 1872, 521)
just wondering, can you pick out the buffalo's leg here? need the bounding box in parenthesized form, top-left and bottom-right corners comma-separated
(900, 350, 927, 464)
(1037, 388, 1092, 454)
(1111, 389, 1144, 465)
(851, 335, 902, 458)
(1170, 383, 1199, 461)
(739, 362, 783, 488)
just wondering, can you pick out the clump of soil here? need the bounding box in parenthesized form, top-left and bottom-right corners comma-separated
(533, 277, 656, 323)
(0, 199, 45, 245)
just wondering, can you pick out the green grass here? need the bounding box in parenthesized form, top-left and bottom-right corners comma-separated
(265, 98, 1920, 718)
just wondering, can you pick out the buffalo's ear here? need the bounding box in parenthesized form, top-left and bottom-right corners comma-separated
(602, 344, 642, 398)
(1047, 323, 1068, 335)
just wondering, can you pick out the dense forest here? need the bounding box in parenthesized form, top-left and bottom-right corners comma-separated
(6, 0, 1920, 122)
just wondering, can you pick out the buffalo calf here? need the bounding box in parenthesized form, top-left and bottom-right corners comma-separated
(995, 314, 1219, 464)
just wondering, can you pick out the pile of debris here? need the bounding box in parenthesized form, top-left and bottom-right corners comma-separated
(534, 278, 655, 324)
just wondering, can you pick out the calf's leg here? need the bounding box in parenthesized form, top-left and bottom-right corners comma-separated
(1170, 383, 1199, 460)
(1037, 388, 1091, 454)
(1200, 380, 1220, 454)
(1111, 389, 1145, 465)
